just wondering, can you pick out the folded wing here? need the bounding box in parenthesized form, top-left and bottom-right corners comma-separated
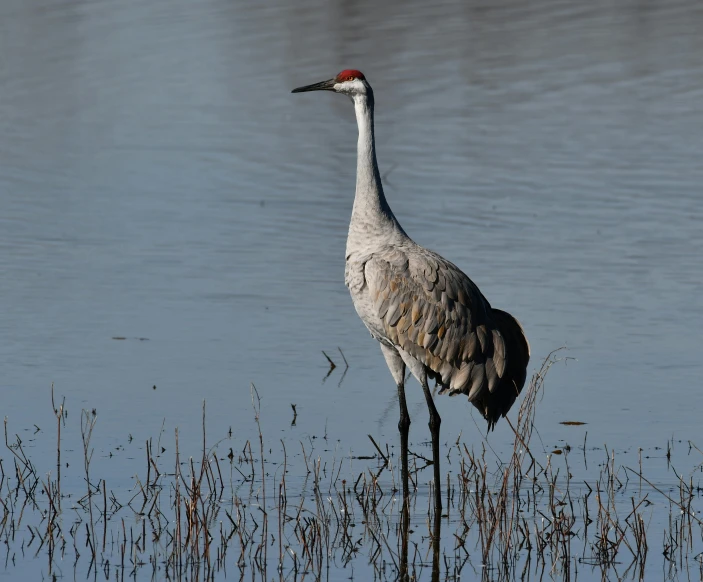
(366, 246, 530, 429)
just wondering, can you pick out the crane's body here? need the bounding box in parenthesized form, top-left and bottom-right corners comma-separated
(293, 70, 530, 510)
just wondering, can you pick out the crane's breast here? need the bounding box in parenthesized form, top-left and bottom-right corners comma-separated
(344, 260, 366, 294)
(345, 259, 391, 343)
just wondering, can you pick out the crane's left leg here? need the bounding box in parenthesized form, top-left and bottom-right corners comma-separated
(395, 348, 443, 512)
(379, 344, 410, 505)
(421, 379, 442, 513)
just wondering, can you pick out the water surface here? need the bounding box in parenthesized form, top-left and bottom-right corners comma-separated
(1, 0, 702, 578)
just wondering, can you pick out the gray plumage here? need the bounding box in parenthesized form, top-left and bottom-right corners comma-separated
(293, 69, 530, 434)
(351, 242, 529, 429)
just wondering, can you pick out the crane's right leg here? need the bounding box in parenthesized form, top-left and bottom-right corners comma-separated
(379, 344, 410, 504)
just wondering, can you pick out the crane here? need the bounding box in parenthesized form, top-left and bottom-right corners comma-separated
(292, 70, 530, 511)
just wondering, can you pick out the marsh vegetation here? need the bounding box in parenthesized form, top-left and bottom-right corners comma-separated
(2, 352, 702, 581)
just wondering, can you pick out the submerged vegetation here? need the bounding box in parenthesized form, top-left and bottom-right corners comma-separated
(2, 351, 703, 581)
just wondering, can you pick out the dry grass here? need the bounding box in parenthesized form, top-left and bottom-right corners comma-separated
(1, 352, 703, 581)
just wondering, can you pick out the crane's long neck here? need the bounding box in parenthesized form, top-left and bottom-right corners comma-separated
(347, 90, 406, 256)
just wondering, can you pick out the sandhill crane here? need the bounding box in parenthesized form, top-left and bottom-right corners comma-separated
(292, 70, 530, 510)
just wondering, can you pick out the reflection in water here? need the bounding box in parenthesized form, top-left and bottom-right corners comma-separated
(399, 500, 441, 582)
(400, 504, 410, 581)
(433, 504, 441, 582)
(432, 502, 442, 582)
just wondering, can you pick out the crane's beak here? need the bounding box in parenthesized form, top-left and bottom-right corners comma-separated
(291, 78, 336, 93)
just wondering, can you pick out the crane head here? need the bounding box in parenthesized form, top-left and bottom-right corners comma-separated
(292, 70, 369, 98)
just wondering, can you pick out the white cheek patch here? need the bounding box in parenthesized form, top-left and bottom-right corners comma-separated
(336, 79, 364, 94)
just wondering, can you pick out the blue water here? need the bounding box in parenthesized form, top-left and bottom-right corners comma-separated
(1, 0, 702, 579)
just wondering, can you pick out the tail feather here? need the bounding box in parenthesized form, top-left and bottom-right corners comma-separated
(471, 309, 530, 430)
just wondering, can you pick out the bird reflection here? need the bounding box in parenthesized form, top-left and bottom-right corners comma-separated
(398, 492, 441, 582)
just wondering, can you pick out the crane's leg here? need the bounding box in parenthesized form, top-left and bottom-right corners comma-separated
(397, 378, 411, 502)
(379, 344, 410, 504)
(421, 379, 442, 512)
(396, 380, 411, 581)
(398, 378, 410, 582)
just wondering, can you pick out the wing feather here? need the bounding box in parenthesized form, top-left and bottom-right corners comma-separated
(366, 245, 530, 430)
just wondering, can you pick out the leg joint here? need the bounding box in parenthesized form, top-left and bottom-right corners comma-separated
(398, 415, 411, 431)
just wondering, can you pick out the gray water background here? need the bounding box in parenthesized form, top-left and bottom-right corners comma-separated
(1, 0, 702, 576)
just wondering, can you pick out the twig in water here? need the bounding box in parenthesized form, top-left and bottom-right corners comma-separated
(367, 435, 389, 466)
(322, 351, 336, 382)
(337, 348, 349, 387)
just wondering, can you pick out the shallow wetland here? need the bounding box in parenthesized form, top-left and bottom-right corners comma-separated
(2, 0, 703, 580)
(3, 351, 703, 580)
